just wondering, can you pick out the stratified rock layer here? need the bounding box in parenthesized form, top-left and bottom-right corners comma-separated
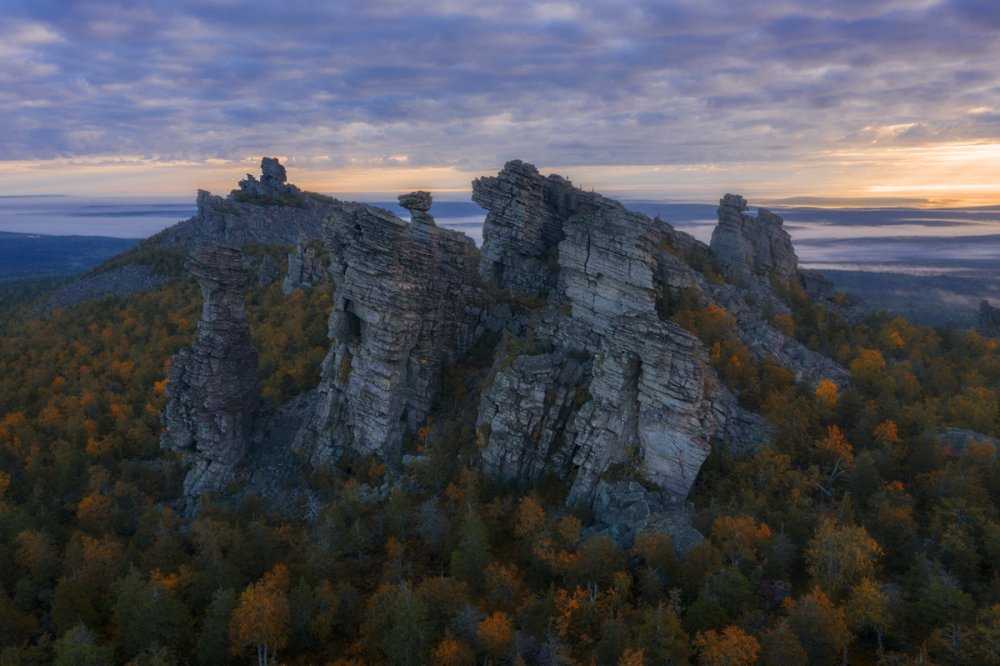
(710, 194, 797, 283)
(296, 194, 484, 464)
(161, 245, 260, 499)
(473, 160, 577, 297)
(162, 157, 343, 250)
(281, 234, 329, 294)
(472, 162, 767, 505)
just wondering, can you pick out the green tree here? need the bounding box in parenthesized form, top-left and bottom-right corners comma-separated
(53, 624, 113, 666)
(450, 507, 490, 589)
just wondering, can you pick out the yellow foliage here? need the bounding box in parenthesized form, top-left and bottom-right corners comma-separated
(814, 379, 839, 407)
(694, 626, 761, 666)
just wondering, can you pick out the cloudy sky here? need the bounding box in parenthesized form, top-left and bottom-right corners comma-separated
(2, 0, 999, 204)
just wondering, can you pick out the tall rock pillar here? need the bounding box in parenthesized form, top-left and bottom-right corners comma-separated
(161, 245, 261, 500)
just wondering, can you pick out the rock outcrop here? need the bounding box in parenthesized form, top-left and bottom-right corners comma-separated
(473, 161, 576, 297)
(281, 234, 329, 294)
(161, 245, 260, 500)
(978, 300, 1000, 337)
(295, 193, 485, 465)
(472, 162, 767, 506)
(161, 157, 342, 250)
(710, 194, 797, 284)
(238, 157, 300, 199)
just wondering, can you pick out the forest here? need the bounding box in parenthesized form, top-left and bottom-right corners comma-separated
(2, 241, 1000, 665)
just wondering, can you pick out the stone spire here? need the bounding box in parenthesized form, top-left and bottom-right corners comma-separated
(161, 244, 261, 500)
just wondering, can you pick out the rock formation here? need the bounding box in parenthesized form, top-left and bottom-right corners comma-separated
(472, 162, 768, 506)
(978, 300, 1000, 337)
(710, 193, 797, 284)
(238, 157, 300, 199)
(157, 157, 854, 536)
(295, 193, 485, 465)
(282, 233, 329, 294)
(161, 157, 342, 250)
(161, 245, 260, 499)
(473, 161, 577, 297)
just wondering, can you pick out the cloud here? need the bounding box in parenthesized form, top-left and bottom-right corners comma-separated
(0, 0, 998, 199)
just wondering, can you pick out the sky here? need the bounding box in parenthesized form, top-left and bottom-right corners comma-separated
(2, 0, 1000, 205)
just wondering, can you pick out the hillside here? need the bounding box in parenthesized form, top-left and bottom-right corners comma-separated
(1, 159, 1000, 664)
(0, 232, 139, 282)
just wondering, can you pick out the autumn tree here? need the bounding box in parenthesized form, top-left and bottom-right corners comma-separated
(784, 587, 850, 665)
(229, 565, 290, 666)
(694, 625, 761, 666)
(805, 517, 882, 600)
(432, 632, 474, 666)
(477, 610, 515, 664)
(710, 515, 772, 567)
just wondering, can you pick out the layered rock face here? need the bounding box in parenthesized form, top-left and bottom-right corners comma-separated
(710, 194, 797, 284)
(296, 193, 484, 465)
(473, 161, 579, 297)
(473, 162, 765, 506)
(162, 157, 342, 250)
(282, 234, 329, 294)
(161, 245, 260, 499)
(238, 157, 299, 198)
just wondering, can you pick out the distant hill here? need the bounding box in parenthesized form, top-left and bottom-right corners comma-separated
(0, 231, 140, 281)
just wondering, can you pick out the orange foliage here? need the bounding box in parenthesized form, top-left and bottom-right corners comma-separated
(711, 515, 772, 565)
(694, 626, 761, 666)
(873, 420, 901, 446)
(514, 496, 546, 539)
(476, 610, 515, 657)
(814, 379, 839, 407)
(230, 565, 291, 659)
(817, 424, 853, 466)
(431, 632, 473, 666)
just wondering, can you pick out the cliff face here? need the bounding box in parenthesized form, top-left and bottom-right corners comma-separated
(710, 193, 797, 284)
(472, 162, 766, 509)
(161, 245, 261, 500)
(281, 234, 329, 294)
(159, 157, 850, 535)
(295, 193, 485, 465)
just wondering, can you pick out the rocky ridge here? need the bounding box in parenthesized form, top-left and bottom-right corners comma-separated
(41, 263, 167, 312)
(158, 158, 852, 539)
(471, 163, 775, 519)
(162, 160, 340, 250)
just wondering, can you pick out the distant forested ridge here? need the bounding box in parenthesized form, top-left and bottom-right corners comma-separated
(0, 231, 139, 281)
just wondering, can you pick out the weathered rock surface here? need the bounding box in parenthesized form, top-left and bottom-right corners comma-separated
(473, 161, 577, 297)
(281, 234, 329, 294)
(161, 245, 260, 499)
(590, 479, 705, 551)
(295, 194, 485, 465)
(238, 156, 299, 199)
(978, 300, 1000, 337)
(472, 162, 768, 507)
(710, 194, 797, 284)
(161, 157, 342, 250)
